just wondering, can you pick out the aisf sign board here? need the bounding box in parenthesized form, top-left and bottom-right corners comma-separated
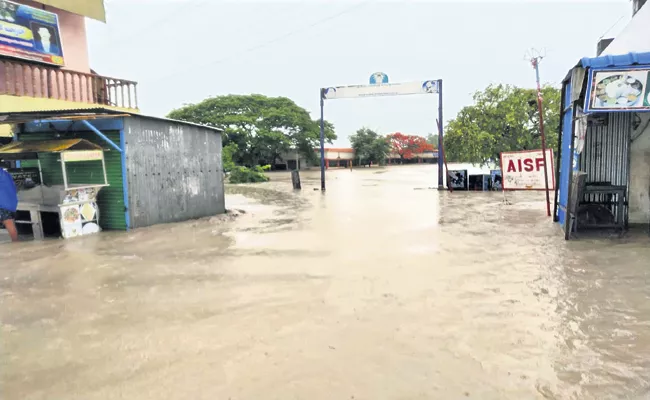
(500, 149, 555, 190)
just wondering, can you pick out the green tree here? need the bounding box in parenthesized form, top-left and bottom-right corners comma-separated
(443, 84, 561, 166)
(222, 142, 238, 172)
(167, 94, 336, 167)
(426, 133, 439, 148)
(350, 127, 391, 166)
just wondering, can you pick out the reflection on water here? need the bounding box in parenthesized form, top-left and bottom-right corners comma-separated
(1, 165, 649, 400)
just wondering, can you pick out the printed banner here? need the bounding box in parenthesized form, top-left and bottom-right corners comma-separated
(322, 80, 439, 100)
(0, 0, 64, 66)
(500, 149, 555, 190)
(585, 68, 650, 113)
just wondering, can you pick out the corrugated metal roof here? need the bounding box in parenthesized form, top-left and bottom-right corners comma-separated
(580, 51, 650, 68)
(0, 138, 103, 154)
(0, 108, 223, 133)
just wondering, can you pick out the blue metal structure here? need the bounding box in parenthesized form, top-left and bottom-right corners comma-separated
(556, 81, 574, 226)
(580, 52, 650, 68)
(555, 51, 650, 238)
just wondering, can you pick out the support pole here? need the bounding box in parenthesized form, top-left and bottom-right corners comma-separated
(531, 58, 551, 217)
(553, 82, 567, 222)
(437, 119, 451, 193)
(80, 119, 123, 153)
(319, 90, 326, 191)
(437, 79, 444, 189)
(564, 101, 578, 241)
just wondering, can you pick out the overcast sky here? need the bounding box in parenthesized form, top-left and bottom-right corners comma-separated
(87, 0, 632, 146)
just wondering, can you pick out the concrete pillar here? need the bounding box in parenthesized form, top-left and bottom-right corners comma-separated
(325, 159, 330, 169)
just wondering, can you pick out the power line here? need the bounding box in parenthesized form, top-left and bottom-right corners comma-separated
(146, 1, 370, 84)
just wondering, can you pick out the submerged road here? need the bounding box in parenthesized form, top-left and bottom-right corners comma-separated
(1, 165, 650, 399)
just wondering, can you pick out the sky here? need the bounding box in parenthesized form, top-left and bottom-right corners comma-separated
(87, 0, 632, 146)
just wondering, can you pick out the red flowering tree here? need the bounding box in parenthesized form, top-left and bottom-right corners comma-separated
(387, 132, 434, 161)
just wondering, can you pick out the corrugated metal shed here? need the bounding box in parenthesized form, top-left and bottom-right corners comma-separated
(11, 110, 225, 232)
(124, 115, 224, 229)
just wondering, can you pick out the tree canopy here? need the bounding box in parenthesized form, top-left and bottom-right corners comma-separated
(350, 127, 391, 166)
(167, 94, 336, 167)
(387, 132, 434, 160)
(443, 84, 561, 166)
(426, 133, 439, 149)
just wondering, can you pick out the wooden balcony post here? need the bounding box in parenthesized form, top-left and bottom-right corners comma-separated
(120, 80, 125, 108)
(127, 83, 132, 109)
(71, 72, 76, 102)
(0, 61, 7, 95)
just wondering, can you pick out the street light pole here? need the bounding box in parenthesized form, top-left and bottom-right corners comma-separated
(319, 89, 326, 191)
(531, 56, 551, 217)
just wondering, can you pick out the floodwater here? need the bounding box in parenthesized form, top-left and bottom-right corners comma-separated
(1, 165, 650, 400)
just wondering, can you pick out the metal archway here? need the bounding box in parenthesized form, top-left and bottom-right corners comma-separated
(318, 75, 444, 190)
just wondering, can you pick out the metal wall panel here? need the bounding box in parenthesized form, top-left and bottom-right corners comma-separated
(124, 116, 224, 229)
(578, 113, 632, 222)
(579, 113, 631, 186)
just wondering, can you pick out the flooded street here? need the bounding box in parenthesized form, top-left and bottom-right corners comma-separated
(1, 165, 650, 399)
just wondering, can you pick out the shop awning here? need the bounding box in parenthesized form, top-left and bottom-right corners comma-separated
(0, 139, 104, 160)
(0, 108, 223, 133)
(581, 51, 650, 69)
(0, 108, 128, 126)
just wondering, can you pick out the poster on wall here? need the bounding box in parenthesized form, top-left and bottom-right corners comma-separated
(585, 68, 650, 113)
(0, 0, 65, 66)
(500, 149, 555, 190)
(60, 205, 82, 239)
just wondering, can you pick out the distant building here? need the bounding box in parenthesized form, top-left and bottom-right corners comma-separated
(277, 147, 438, 169)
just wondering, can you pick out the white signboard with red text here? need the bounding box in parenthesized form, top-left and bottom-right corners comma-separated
(500, 149, 555, 190)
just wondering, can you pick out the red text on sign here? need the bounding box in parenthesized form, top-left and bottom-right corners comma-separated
(506, 158, 545, 173)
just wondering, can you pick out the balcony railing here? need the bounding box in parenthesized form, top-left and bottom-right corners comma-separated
(0, 60, 138, 110)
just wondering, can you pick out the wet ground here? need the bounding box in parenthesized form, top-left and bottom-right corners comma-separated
(1, 165, 650, 400)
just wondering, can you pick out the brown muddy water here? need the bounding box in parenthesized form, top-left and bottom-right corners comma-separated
(1, 165, 650, 400)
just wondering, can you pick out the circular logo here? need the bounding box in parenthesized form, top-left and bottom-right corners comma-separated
(422, 80, 438, 93)
(369, 72, 389, 85)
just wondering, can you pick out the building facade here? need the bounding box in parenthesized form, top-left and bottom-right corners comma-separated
(0, 0, 137, 137)
(278, 147, 438, 169)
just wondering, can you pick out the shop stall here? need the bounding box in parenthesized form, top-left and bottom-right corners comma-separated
(555, 52, 650, 239)
(0, 139, 108, 240)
